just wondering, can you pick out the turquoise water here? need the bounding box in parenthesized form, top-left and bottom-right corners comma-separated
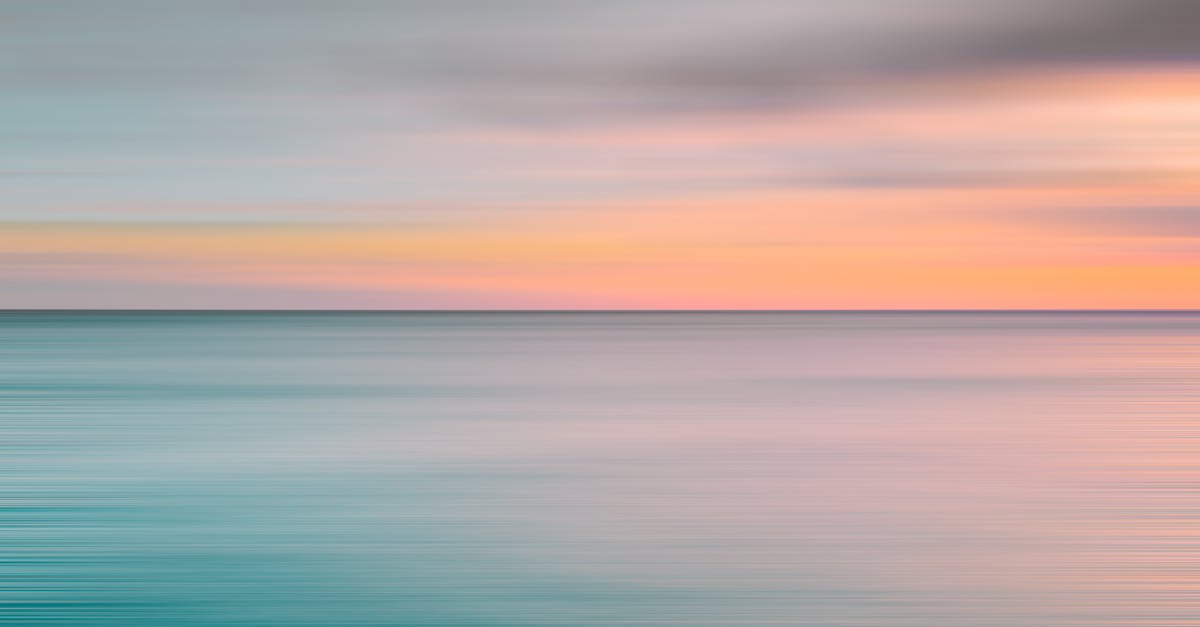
(3, 312, 1197, 626)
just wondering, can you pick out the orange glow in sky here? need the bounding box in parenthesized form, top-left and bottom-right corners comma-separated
(4, 2, 1197, 309)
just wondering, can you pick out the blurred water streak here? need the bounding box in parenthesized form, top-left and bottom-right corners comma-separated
(1, 311, 1197, 626)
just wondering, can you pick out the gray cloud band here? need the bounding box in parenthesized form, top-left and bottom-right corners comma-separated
(4, 0, 1196, 125)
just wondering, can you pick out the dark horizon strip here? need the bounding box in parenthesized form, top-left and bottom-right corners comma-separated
(3, 309, 1198, 315)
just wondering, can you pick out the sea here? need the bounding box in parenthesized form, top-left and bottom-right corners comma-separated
(2, 311, 1197, 626)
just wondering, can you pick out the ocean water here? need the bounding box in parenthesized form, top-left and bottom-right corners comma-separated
(2, 311, 1197, 626)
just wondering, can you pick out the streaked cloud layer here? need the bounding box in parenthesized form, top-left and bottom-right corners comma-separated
(3, 0, 1197, 308)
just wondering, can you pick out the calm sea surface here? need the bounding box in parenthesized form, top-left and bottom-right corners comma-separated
(2, 312, 1197, 626)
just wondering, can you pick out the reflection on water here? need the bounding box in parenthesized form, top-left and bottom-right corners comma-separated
(1, 312, 1197, 626)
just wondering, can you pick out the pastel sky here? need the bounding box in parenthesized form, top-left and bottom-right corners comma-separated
(3, 0, 1197, 308)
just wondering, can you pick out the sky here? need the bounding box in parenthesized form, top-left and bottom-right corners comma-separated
(2, 0, 1197, 309)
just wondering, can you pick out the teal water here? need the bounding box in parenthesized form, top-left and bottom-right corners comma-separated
(2, 312, 1197, 626)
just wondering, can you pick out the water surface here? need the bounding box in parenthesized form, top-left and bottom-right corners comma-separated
(2, 311, 1197, 626)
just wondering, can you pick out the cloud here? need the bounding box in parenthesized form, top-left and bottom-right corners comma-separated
(968, 0, 1199, 66)
(0, 276, 575, 309)
(4, 0, 1196, 125)
(0, 251, 182, 267)
(1039, 206, 1200, 237)
(317, 0, 1200, 123)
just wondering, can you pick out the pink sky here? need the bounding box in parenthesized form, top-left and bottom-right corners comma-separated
(3, 1, 1197, 308)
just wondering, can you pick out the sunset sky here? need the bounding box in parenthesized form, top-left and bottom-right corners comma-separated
(3, 0, 1197, 308)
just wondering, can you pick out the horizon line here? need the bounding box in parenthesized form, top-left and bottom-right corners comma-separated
(3, 308, 1198, 314)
